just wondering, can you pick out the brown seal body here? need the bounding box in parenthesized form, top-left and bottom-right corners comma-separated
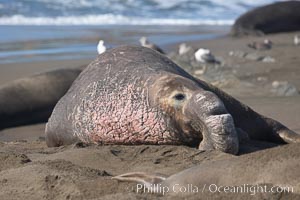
(0, 68, 82, 130)
(45, 45, 300, 154)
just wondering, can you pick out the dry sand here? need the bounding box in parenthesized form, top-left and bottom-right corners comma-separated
(0, 31, 300, 199)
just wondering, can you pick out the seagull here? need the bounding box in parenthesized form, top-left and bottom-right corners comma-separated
(178, 43, 193, 55)
(294, 35, 299, 46)
(97, 40, 106, 54)
(139, 37, 165, 54)
(194, 48, 217, 63)
(248, 39, 272, 50)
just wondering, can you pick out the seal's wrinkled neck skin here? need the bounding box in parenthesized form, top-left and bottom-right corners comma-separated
(150, 74, 239, 154)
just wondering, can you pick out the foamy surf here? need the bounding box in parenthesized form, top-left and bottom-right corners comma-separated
(0, 0, 281, 26)
(0, 14, 234, 26)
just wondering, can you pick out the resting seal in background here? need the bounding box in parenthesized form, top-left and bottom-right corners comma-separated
(45, 45, 300, 154)
(0, 68, 82, 130)
(231, 1, 300, 36)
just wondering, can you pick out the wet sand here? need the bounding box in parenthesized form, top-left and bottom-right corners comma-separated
(0, 31, 300, 199)
(0, 25, 229, 64)
(0, 59, 89, 85)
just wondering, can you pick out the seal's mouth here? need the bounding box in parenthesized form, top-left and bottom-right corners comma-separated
(182, 119, 205, 148)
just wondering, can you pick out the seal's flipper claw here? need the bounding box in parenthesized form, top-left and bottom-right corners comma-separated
(278, 129, 300, 143)
(112, 172, 167, 186)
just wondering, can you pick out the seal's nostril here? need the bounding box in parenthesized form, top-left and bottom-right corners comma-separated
(173, 93, 185, 101)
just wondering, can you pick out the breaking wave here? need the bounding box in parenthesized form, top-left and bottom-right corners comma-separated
(0, 0, 281, 25)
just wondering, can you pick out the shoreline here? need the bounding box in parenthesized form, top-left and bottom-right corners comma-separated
(0, 25, 229, 64)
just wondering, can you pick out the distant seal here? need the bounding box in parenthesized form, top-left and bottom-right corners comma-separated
(45, 45, 300, 154)
(0, 68, 82, 130)
(231, 1, 300, 36)
(113, 143, 300, 195)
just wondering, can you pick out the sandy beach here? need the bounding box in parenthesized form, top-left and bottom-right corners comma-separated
(0, 29, 300, 199)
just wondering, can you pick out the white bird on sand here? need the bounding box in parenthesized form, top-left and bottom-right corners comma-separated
(194, 48, 217, 63)
(178, 43, 192, 55)
(139, 36, 165, 54)
(97, 40, 106, 54)
(294, 35, 299, 46)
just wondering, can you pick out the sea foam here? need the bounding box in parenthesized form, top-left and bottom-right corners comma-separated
(0, 14, 234, 26)
(0, 0, 281, 26)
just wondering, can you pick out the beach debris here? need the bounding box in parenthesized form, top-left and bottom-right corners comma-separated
(262, 56, 276, 63)
(244, 53, 264, 61)
(229, 50, 247, 58)
(167, 51, 177, 59)
(248, 39, 272, 50)
(194, 66, 207, 75)
(178, 43, 193, 55)
(229, 50, 275, 63)
(294, 35, 300, 46)
(257, 76, 268, 82)
(271, 81, 299, 96)
(139, 36, 165, 54)
(210, 74, 241, 89)
(97, 40, 106, 54)
(194, 48, 218, 63)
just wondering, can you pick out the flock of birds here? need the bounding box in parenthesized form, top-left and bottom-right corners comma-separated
(97, 36, 218, 64)
(97, 34, 300, 63)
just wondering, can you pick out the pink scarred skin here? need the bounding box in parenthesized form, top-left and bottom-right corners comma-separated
(72, 82, 180, 145)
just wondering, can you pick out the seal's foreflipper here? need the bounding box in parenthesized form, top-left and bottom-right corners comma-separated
(277, 129, 300, 143)
(112, 172, 167, 187)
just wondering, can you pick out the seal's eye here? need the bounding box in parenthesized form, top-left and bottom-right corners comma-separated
(173, 93, 185, 101)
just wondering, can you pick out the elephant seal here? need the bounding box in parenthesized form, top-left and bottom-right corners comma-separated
(0, 68, 82, 130)
(231, 1, 300, 36)
(113, 143, 300, 196)
(45, 45, 300, 154)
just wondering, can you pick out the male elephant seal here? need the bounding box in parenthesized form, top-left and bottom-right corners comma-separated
(45, 45, 300, 154)
(0, 68, 82, 130)
(113, 144, 300, 196)
(231, 1, 300, 36)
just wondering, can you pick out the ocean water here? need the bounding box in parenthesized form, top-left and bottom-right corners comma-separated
(0, 0, 280, 64)
(0, 0, 280, 25)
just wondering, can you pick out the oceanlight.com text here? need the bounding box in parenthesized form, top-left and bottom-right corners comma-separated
(135, 183, 294, 195)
